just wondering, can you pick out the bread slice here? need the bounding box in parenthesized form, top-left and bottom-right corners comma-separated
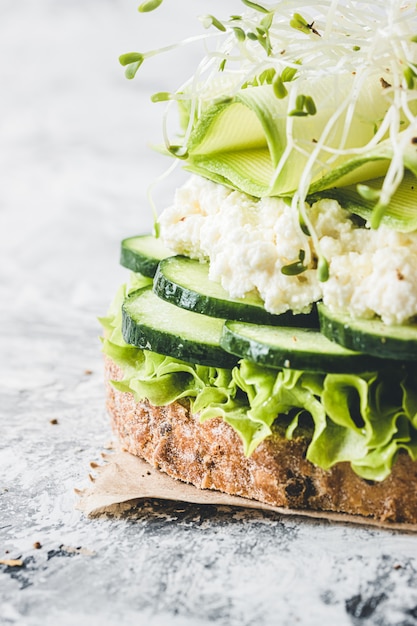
(105, 358, 417, 525)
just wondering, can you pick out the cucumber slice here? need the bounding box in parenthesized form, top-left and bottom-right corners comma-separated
(154, 255, 318, 327)
(120, 234, 173, 277)
(318, 303, 417, 361)
(221, 321, 389, 373)
(122, 286, 238, 368)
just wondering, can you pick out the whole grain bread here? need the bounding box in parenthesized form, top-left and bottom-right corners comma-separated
(105, 358, 417, 525)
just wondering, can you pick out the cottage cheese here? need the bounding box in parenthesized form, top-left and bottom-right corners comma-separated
(159, 175, 417, 325)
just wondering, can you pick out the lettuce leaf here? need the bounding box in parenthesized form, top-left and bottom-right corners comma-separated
(101, 284, 417, 481)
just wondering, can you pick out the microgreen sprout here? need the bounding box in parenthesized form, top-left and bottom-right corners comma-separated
(150, 92, 172, 103)
(281, 62, 300, 83)
(404, 65, 417, 90)
(369, 201, 389, 230)
(255, 26, 272, 55)
(138, 0, 164, 13)
(317, 256, 329, 282)
(281, 249, 308, 276)
(232, 27, 246, 42)
(304, 96, 316, 115)
(199, 15, 226, 32)
(123, 0, 417, 266)
(167, 145, 189, 159)
(289, 13, 311, 35)
(241, 0, 270, 14)
(298, 214, 310, 236)
(270, 62, 300, 98)
(289, 13, 321, 37)
(291, 94, 307, 116)
(273, 75, 288, 99)
(260, 12, 274, 31)
(119, 52, 145, 80)
(118, 30, 212, 80)
(289, 94, 316, 116)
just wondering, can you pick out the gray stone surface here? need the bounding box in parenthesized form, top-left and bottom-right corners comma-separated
(2, 1, 417, 625)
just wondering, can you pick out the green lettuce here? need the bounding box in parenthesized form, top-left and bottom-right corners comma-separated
(101, 284, 417, 481)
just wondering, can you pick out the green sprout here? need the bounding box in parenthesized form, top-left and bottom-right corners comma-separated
(281, 249, 308, 276)
(273, 75, 288, 99)
(289, 94, 317, 116)
(138, 0, 164, 12)
(289, 13, 311, 35)
(150, 92, 172, 103)
(199, 14, 227, 32)
(119, 52, 145, 79)
(317, 256, 329, 282)
(241, 0, 270, 14)
(233, 26, 247, 42)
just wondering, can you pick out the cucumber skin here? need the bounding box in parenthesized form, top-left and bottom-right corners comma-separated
(318, 304, 417, 361)
(120, 243, 160, 277)
(121, 296, 238, 369)
(221, 323, 388, 373)
(120, 246, 158, 277)
(154, 259, 319, 327)
(120, 235, 173, 277)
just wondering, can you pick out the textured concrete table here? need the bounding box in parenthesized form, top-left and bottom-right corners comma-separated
(2, 2, 417, 625)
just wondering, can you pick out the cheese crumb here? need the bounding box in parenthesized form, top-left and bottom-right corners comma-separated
(159, 176, 417, 325)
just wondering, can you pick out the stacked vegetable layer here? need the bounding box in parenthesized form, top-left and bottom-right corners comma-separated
(100, 235, 417, 482)
(106, 1, 417, 483)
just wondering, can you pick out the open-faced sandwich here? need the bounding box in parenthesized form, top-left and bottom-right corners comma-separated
(100, 0, 417, 526)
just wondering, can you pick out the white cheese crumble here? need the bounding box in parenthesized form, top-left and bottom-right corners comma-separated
(159, 176, 417, 325)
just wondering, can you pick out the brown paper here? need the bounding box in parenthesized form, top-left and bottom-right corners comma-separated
(75, 445, 417, 532)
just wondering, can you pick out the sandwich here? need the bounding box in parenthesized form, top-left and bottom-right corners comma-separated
(100, 0, 417, 526)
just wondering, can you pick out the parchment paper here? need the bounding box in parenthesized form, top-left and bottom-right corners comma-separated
(75, 445, 417, 532)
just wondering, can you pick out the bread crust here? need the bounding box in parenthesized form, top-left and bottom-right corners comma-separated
(105, 358, 417, 525)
